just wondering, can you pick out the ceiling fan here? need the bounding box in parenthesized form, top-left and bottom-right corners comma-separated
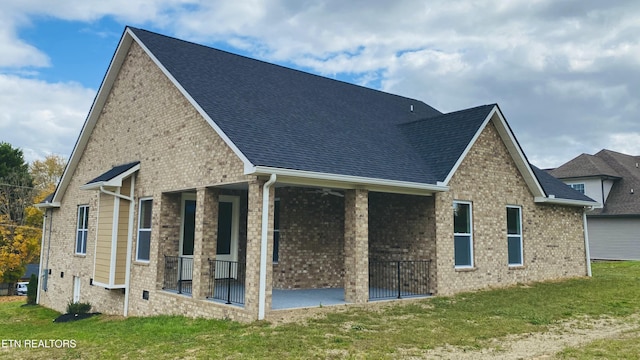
(310, 188, 344, 197)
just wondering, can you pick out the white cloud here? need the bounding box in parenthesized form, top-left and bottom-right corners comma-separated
(0, 74, 95, 162)
(1, 0, 640, 167)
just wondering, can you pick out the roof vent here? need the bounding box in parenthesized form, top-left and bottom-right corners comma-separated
(631, 188, 635, 194)
(410, 104, 414, 112)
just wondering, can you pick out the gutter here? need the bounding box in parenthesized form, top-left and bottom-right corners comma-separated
(36, 209, 48, 304)
(583, 209, 592, 277)
(534, 196, 597, 207)
(258, 174, 277, 320)
(248, 166, 449, 194)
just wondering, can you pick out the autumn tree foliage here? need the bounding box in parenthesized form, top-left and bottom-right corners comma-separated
(0, 142, 66, 289)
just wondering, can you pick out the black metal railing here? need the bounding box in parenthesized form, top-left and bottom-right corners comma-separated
(369, 260, 432, 300)
(162, 255, 193, 295)
(208, 259, 245, 305)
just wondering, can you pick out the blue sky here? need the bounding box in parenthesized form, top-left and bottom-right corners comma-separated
(2, 1, 639, 168)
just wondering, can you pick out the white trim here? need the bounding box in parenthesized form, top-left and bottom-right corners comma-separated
(441, 106, 546, 199)
(91, 281, 125, 289)
(109, 191, 121, 286)
(249, 166, 449, 195)
(128, 29, 255, 171)
(506, 205, 524, 266)
(52, 30, 135, 205)
(534, 197, 597, 206)
(136, 197, 153, 262)
(80, 164, 141, 191)
(35, 201, 60, 209)
(217, 195, 240, 262)
(75, 205, 89, 255)
(453, 200, 474, 269)
(259, 174, 277, 320)
(583, 210, 592, 277)
(73, 276, 81, 303)
(36, 209, 48, 304)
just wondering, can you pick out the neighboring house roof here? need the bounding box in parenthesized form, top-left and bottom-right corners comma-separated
(47, 27, 593, 207)
(22, 263, 39, 280)
(550, 149, 640, 215)
(549, 153, 621, 180)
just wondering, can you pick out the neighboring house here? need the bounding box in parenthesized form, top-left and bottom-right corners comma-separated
(549, 150, 640, 260)
(21, 263, 39, 281)
(35, 27, 595, 322)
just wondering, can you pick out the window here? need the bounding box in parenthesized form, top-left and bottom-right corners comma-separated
(569, 183, 585, 194)
(453, 201, 473, 268)
(137, 198, 153, 262)
(273, 199, 280, 263)
(75, 205, 89, 254)
(507, 206, 523, 266)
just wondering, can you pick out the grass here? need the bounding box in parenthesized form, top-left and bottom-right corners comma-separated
(1, 261, 639, 359)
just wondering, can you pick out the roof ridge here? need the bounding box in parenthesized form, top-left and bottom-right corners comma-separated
(128, 27, 441, 113)
(397, 103, 496, 126)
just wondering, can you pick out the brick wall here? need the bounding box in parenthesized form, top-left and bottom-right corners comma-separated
(434, 120, 587, 295)
(39, 41, 257, 321)
(272, 187, 345, 289)
(369, 192, 437, 293)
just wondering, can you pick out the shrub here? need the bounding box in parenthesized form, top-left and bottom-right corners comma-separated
(67, 301, 92, 314)
(27, 274, 38, 305)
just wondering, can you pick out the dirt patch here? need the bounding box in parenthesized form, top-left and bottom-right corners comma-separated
(0, 296, 23, 303)
(420, 314, 640, 359)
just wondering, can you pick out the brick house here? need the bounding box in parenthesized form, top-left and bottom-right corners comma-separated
(36, 27, 595, 322)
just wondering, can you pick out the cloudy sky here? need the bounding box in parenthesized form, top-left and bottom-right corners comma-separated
(1, 0, 639, 169)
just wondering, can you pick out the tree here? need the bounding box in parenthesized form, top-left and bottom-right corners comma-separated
(0, 143, 41, 289)
(27, 273, 38, 305)
(0, 142, 29, 180)
(30, 154, 66, 191)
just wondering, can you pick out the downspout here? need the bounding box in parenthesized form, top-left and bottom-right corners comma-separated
(258, 174, 277, 320)
(583, 208, 592, 277)
(123, 176, 136, 317)
(45, 211, 53, 289)
(99, 185, 133, 201)
(36, 209, 48, 304)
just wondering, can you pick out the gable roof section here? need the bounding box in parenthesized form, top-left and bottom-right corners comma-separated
(128, 27, 441, 184)
(531, 165, 595, 204)
(399, 104, 494, 183)
(80, 161, 140, 190)
(549, 153, 621, 180)
(50, 27, 593, 206)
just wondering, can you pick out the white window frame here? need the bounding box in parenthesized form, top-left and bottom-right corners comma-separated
(507, 205, 523, 266)
(136, 197, 153, 262)
(453, 201, 473, 268)
(75, 205, 89, 255)
(568, 183, 585, 194)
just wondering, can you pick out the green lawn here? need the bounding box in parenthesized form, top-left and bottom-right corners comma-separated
(1, 261, 639, 359)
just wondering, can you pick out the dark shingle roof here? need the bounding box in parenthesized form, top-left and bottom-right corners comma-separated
(126, 28, 591, 205)
(592, 150, 640, 215)
(549, 149, 640, 215)
(532, 165, 595, 202)
(399, 105, 495, 182)
(86, 161, 140, 185)
(130, 27, 446, 183)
